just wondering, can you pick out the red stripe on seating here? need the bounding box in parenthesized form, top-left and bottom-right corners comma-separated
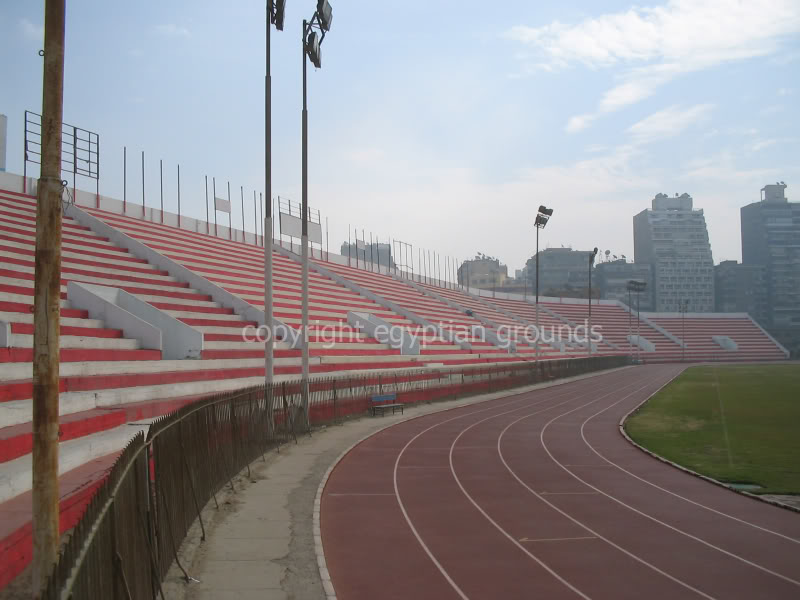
(0, 251, 167, 276)
(0, 455, 113, 590)
(200, 349, 301, 359)
(0, 239, 147, 263)
(0, 222, 107, 243)
(0, 301, 87, 318)
(0, 230, 129, 254)
(0, 283, 65, 299)
(147, 302, 232, 314)
(9, 323, 123, 338)
(0, 347, 161, 366)
(179, 317, 255, 328)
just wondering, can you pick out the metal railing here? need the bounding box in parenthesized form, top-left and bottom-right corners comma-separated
(41, 356, 628, 599)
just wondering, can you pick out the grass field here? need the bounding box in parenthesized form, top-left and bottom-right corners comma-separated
(625, 364, 800, 495)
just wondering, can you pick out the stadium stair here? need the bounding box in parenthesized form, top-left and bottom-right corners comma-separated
(646, 314, 788, 362)
(310, 259, 536, 366)
(414, 280, 586, 358)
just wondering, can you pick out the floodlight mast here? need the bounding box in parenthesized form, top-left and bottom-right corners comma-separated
(627, 279, 647, 362)
(264, 0, 285, 436)
(588, 247, 598, 356)
(534, 205, 552, 360)
(300, 1, 332, 427)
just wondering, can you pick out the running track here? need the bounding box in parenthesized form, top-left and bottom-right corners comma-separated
(321, 364, 800, 599)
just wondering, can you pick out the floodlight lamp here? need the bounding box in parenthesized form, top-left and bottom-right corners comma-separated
(306, 30, 321, 68)
(538, 205, 553, 217)
(317, 0, 333, 31)
(271, 0, 286, 30)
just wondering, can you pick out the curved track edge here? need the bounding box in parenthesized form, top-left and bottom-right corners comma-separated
(618, 366, 800, 514)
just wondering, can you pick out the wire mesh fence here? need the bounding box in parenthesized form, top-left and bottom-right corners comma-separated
(41, 355, 628, 599)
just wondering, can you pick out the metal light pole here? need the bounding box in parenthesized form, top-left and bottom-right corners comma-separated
(588, 247, 598, 356)
(637, 287, 642, 362)
(680, 299, 688, 362)
(627, 279, 646, 363)
(534, 206, 553, 360)
(264, 1, 285, 433)
(300, 1, 332, 424)
(32, 0, 65, 592)
(628, 286, 633, 356)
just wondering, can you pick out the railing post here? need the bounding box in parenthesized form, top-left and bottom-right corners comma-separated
(332, 378, 338, 422)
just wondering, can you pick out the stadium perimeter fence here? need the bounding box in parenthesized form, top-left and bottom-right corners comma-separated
(40, 354, 629, 599)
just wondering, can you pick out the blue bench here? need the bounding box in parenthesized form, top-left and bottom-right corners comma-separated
(370, 393, 403, 416)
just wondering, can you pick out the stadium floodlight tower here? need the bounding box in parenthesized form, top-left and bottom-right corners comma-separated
(627, 279, 647, 362)
(679, 299, 689, 362)
(534, 205, 553, 359)
(588, 247, 598, 356)
(264, 0, 286, 432)
(300, 0, 332, 425)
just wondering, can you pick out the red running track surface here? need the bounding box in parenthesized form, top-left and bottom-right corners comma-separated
(321, 364, 800, 599)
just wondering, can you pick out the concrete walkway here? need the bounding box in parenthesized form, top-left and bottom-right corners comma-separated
(162, 369, 627, 600)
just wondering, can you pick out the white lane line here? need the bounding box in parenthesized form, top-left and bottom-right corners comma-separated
(328, 493, 395, 497)
(571, 389, 800, 585)
(519, 536, 598, 543)
(590, 388, 800, 545)
(392, 373, 629, 600)
(439, 375, 652, 599)
(499, 369, 717, 600)
(540, 492, 598, 496)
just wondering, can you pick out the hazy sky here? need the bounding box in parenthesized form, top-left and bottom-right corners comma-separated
(1, 0, 798, 273)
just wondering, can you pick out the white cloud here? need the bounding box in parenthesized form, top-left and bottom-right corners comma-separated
(19, 18, 43, 41)
(154, 24, 190, 38)
(507, 0, 800, 131)
(752, 139, 778, 152)
(751, 138, 796, 152)
(565, 114, 595, 133)
(627, 104, 714, 143)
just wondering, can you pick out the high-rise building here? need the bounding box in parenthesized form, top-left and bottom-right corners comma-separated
(525, 248, 596, 298)
(633, 192, 715, 312)
(340, 241, 394, 269)
(714, 260, 768, 323)
(595, 260, 654, 310)
(458, 256, 508, 289)
(741, 182, 800, 351)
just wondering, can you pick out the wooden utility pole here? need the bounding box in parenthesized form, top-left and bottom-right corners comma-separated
(32, 0, 66, 594)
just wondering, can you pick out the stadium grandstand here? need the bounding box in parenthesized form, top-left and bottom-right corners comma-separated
(0, 172, 789, 588)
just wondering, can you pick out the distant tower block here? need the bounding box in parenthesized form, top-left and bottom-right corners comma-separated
(0, 114, 7, 172)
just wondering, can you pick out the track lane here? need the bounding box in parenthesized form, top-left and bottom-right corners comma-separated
(583, 392, 800, 544)
(447, 367, 710, 599)
(324, 369, 638, 599)
(524, 367, 800, 597)
(390, 371, 645, 599)
(322, 365, 800, 599)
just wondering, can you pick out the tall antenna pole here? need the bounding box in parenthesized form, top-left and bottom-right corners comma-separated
(32, 0, 65, 592)
(300, 19, 310, 423)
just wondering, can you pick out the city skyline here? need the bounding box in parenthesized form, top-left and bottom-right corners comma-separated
(1, 1, 798, 272)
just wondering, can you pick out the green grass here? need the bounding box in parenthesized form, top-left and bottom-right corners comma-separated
(625, 365, 800, 495)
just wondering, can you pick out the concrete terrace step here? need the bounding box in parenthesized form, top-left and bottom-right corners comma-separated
(0, 452, 116, 589)
(0, 311, 103, 329)
(0, 347, 160, 364)
(0, 396, 201, 464)
(4, 321, 117, 339)
(0, 419, 155, 504)
(3, 333, 142, 350)
(0, 356, 301, 382)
